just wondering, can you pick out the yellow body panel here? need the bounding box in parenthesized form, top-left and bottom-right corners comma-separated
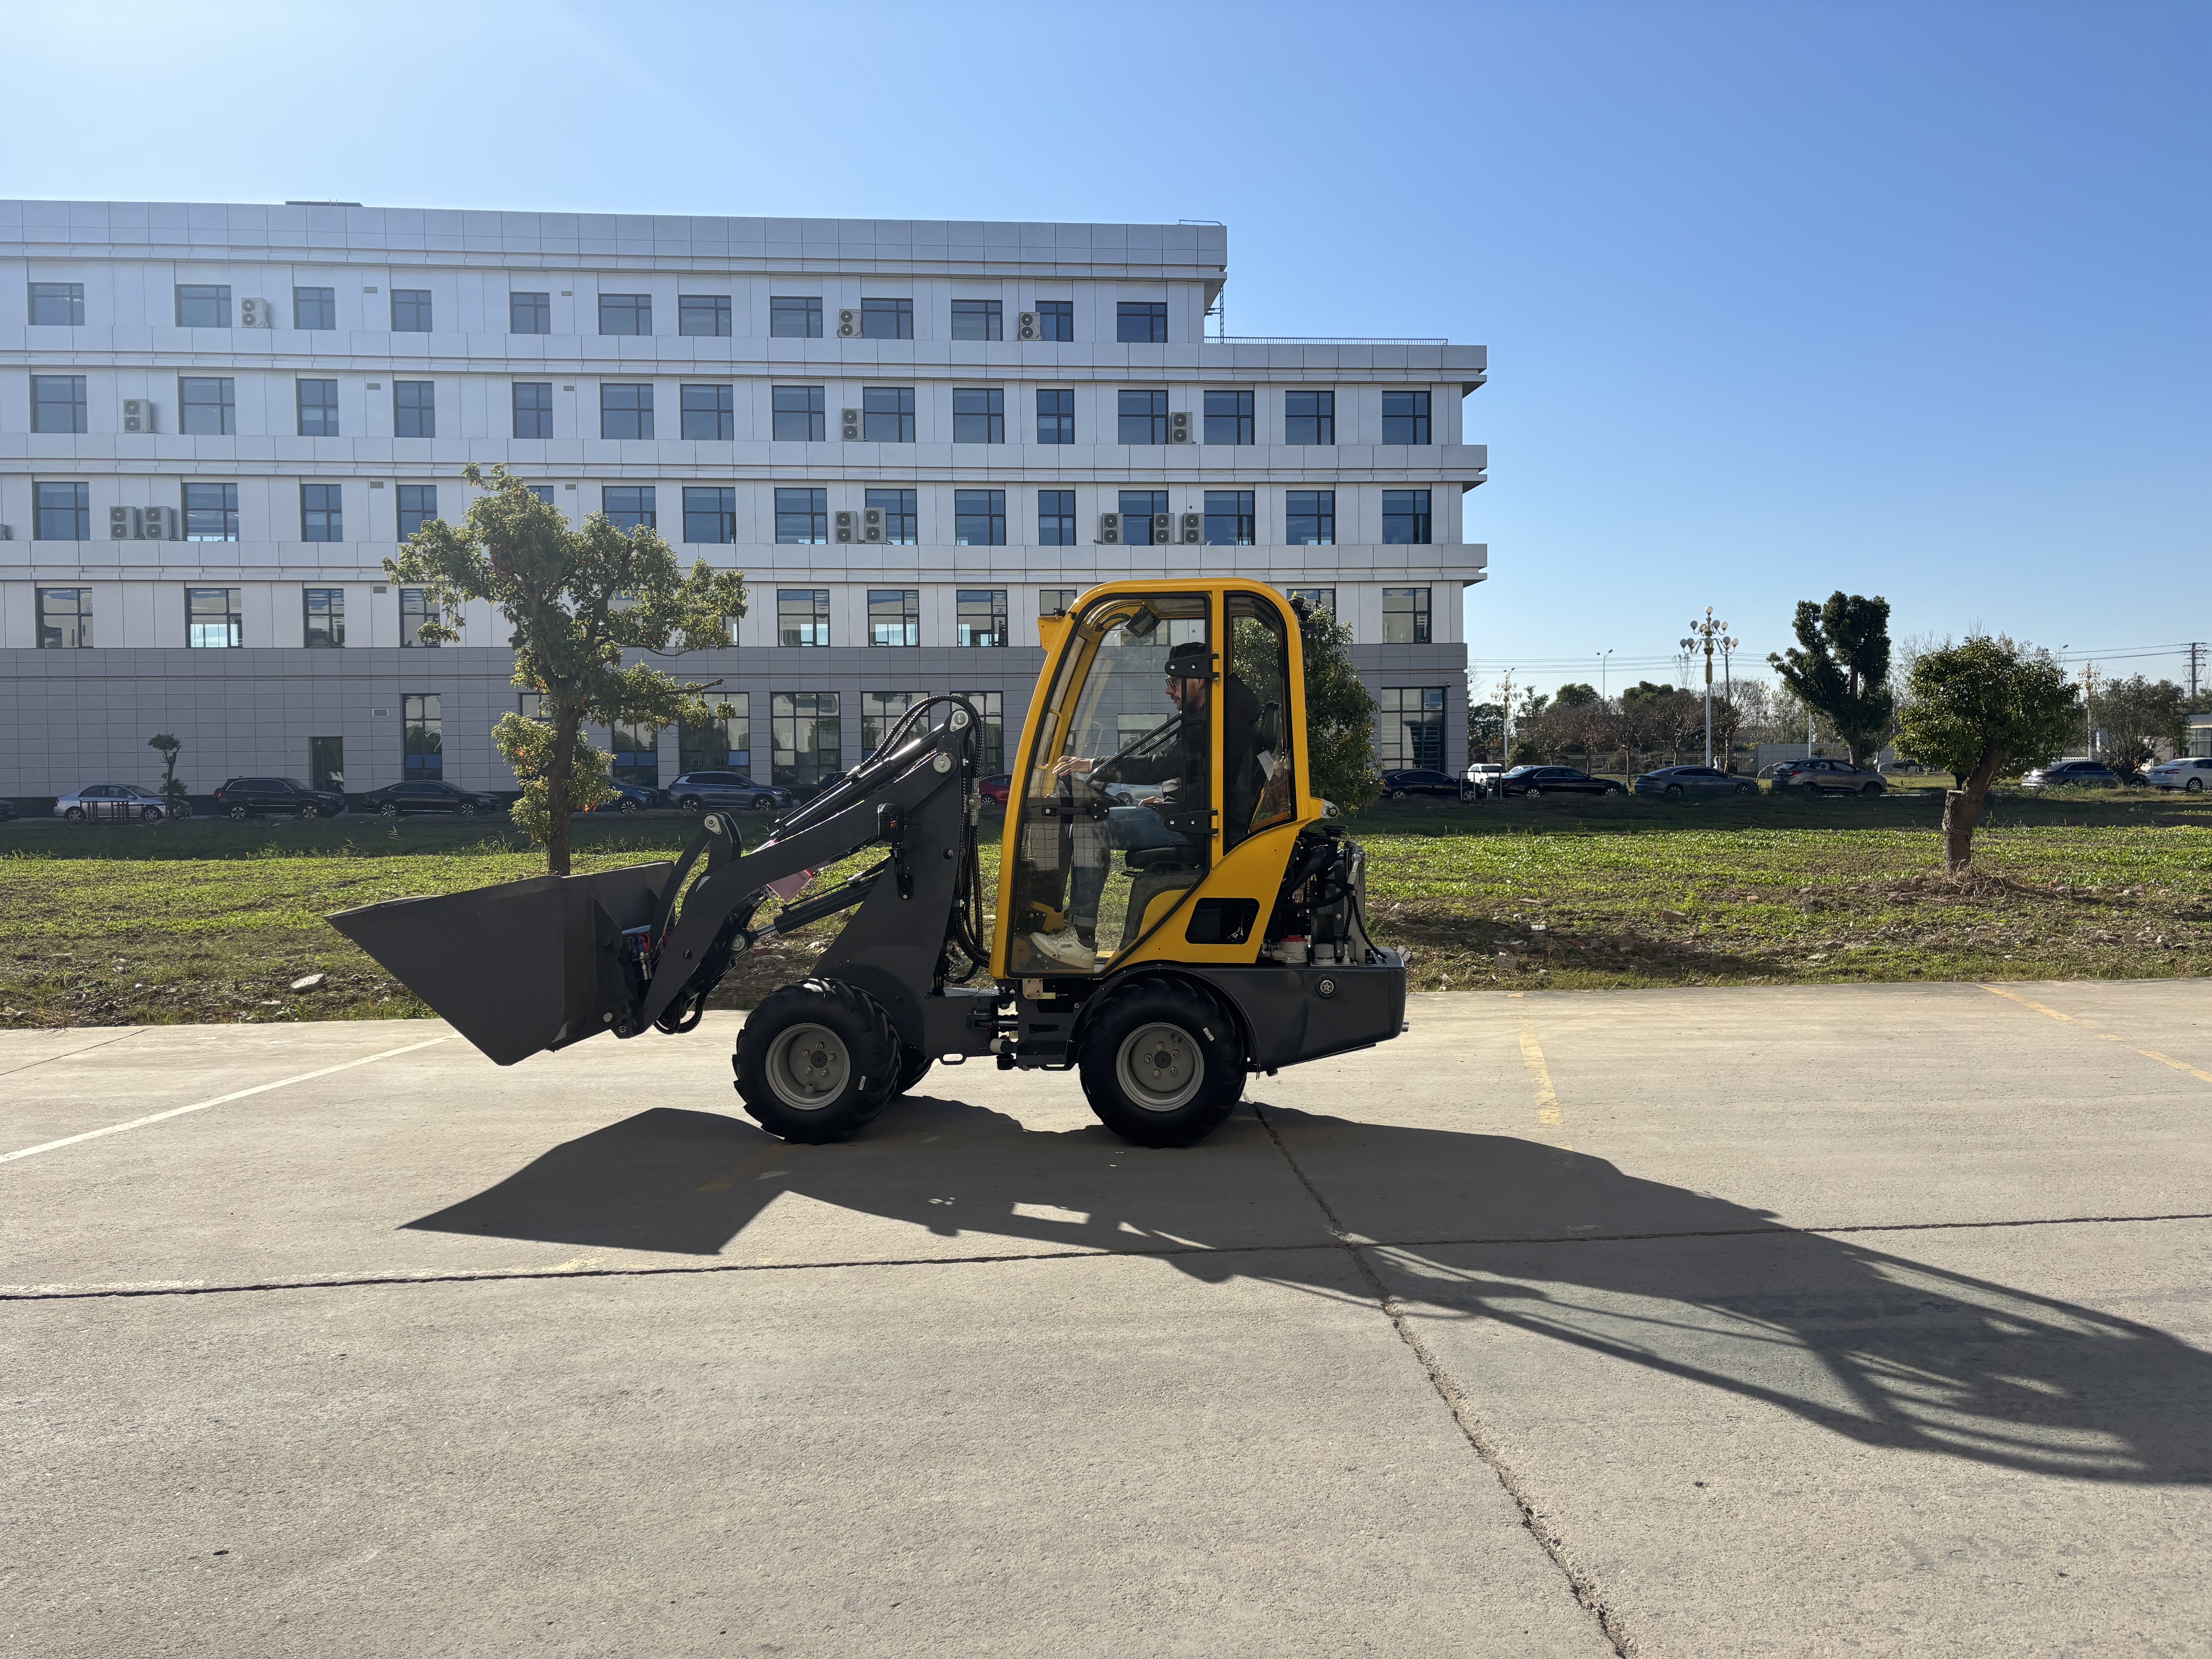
(991, 578, 1324, 981)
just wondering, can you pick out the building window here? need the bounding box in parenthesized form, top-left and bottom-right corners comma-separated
(1116, 301, 1168, 343)
(1038, 489, 1076, 546)
(310, 736, 345, 792)
(33, 482, 90, 541)
(175, 284, 231, 327)
(954, 489, 1006, 546)
(527, 485, 555, 503)
(771, 295, 822, 337)
(1034, 300, 1073, 341)
(1286, 491, 1335, 546)
(681, 383, 736, 440)
(868, 589, 920, 647)
(183, 482, 240, 541)
(679, 695, 751, 775)
(403, 693, 443, 777)
(774, 488, 828, 545)
(678, 294, 731, 336)
(393, 380, 436, 438)
(771, 692, 841, 792)
(955, 690, 1005, 771)
(297, 378, 340, 436)
(951, 298, 1003, 340)
(31, 282, 84, 326)
(301, 483, 343, 541)
(400, 588, 441, 647)
(862, 385, 915, 442)
(777, 588, 830, 646)
(953, 387, 1005, 443)
(179, 376, 236, 434)
(391, 289, 433, 332)
(957, 589, 1008, 647)
(294, 286, 336, 330)
(1119, 489, 1168, 544)
(1379, 687, 1448, 770)
(610, 720, 659, 786)
(513, 381, 553, 438)
(304, 587, 345, 647)
(31, 375, 86, 433)
(1285, 390, 1334, 445)
(866, 487, 917, 544)
(187, 586, 243, 648)
(1203, 389, 1254, 445)
(510, 291, 551, 334)
(1039, 587, 1077, 619)
(1382, 586, 1433, 644)
(1203, 490, 1255, 546)
(1382, 390, 1432, 445)
(684, 486, 736, 543)
(1036, 388, 1074, 444)
(861, 692, 926, 755)
(37, 587, 91, 649)
(1287, 586, 1336, 618)
(861, 297, 913, 338)
(1382, 489, 1432, 545)
(599, 293, 651, 335)
(600, 383, 654, 439)
(397, 484, 439, 538)
(1117, 388, 1168, 444)
(771, 384, 825, 441)
(601, 485, 656, 531)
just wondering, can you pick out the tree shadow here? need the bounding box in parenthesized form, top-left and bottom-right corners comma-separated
(405, 1096, 2212, 1486)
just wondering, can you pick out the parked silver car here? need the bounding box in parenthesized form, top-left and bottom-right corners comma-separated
(2145, 756, 2212, 793)
(55, 784, 176, 823)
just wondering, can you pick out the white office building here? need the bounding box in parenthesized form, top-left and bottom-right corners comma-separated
(0, 200, 1486, 799)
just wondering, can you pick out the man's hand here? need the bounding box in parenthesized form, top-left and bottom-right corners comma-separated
(1051, 756, 1095, 780)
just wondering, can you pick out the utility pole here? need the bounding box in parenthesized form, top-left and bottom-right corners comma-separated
(2083, 661, 2099, 757)
(2188, 641, 2207, 701)
(1683, 607, 1729, 768)
(1499, 670, 1518, 756)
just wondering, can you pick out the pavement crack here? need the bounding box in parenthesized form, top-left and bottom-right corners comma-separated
(1252, 1100, 1637, 1658)
(0, 1027, 145, 1079)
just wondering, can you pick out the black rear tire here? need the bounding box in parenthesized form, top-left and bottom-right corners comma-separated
(1077, 981, 1244, 1148)
(228, 804, 251, 820)
(893, 1046, 934, 1096)
(733, 978, 900, 1144)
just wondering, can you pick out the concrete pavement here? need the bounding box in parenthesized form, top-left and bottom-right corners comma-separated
(5, 981, 2210, 1656)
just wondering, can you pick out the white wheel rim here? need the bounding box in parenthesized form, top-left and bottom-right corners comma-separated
(1115, 1022, 1204, 1113)
(766, 1022, 849, 1111)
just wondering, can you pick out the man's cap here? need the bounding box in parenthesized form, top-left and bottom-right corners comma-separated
(1164, 641, 1213, 679)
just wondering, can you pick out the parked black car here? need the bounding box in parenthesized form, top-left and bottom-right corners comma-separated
(587, 781, 669, 813)
(211, 776, 347, 819)
(1380, 768, 1475, 801)
(0, 799, 15, 821)
(667, 771, 794, 813)
(1635, 765, 1756, 800)
(2021, 759, 2125, 790)
(1494, 765, 1625, 799)
(354, 780, 501, 817)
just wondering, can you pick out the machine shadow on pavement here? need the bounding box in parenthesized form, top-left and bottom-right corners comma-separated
(406, 1096, 2212, 1489)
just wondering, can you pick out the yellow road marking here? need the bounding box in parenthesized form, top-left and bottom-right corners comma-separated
(1515, 1024, 1571, 1149)
(694, 1140, 792, 1194)
(1979, 984, 2212, 1085)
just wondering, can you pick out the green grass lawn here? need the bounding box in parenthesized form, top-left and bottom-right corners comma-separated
(1, 786, 2205, 1027)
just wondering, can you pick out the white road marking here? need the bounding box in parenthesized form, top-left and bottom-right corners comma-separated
(0, 1036, 453, 1165)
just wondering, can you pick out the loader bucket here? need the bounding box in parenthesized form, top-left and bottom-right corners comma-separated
(328, 863, 673, 1065)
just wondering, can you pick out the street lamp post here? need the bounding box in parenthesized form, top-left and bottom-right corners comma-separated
(1683, 608, 1730, 768)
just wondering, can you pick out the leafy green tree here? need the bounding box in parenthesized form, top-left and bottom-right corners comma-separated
(1898, 635, 2080, 876)
(1291, 595, 1379, 812)
(1769, 591, 1896, 764)
(388, 464, 748, 875)
(1467, 699, 1507, 763)
(147, 733, 187, 819)
(1553, 682, 1601, 708)
(2091, 675, 2187, 774)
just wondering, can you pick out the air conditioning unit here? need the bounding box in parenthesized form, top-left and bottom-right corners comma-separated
(833, 510, 858, 544)
(122, 398, 155, 433)
(836, 307, 864, 339)
(110, 505, 143, 540)
(143, 505, 179, 540)
(1016, 310, 1041, 341)
(1179, 512, 1202, 544)
(1097, 512, 1121, 544)
(840, 407, 862, 441)
(1169, 410, 1194, 443)
(239, 297, 275, 327)
(861, 507, 885, 543)
(1151, 513, 1173, 544)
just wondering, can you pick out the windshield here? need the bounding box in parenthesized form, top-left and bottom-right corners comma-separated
(283, 778, 312, 790)
(1504, 766, 1538, 778)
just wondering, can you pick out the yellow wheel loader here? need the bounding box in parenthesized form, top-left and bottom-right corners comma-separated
(329, 579, 1405, 1148)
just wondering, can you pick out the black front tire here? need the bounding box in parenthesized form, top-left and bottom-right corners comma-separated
(619, 798, 641, 814)
(893, 1046, 934, 1096)
(1664, 784, 1682, 799)
(679, 796, 702, 812)
(733, 979, 900, 1144)
(1077, 981, 1245, 1149)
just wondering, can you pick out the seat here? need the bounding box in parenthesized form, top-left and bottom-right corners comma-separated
(1118, 844, 1201, 953)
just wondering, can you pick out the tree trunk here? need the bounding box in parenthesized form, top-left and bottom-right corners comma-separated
(1941, 742, 2007, 878)
(547, 706, 582, 878)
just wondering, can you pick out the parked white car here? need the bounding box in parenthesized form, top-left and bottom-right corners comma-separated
(54, 784, 177, 823)
(2146, 756, 2212, 793)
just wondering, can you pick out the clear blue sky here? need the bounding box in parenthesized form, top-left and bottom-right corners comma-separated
(8, 0, 2206, 701)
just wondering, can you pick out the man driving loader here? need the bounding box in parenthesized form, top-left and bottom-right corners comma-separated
(1030, 639, 1266, 967)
